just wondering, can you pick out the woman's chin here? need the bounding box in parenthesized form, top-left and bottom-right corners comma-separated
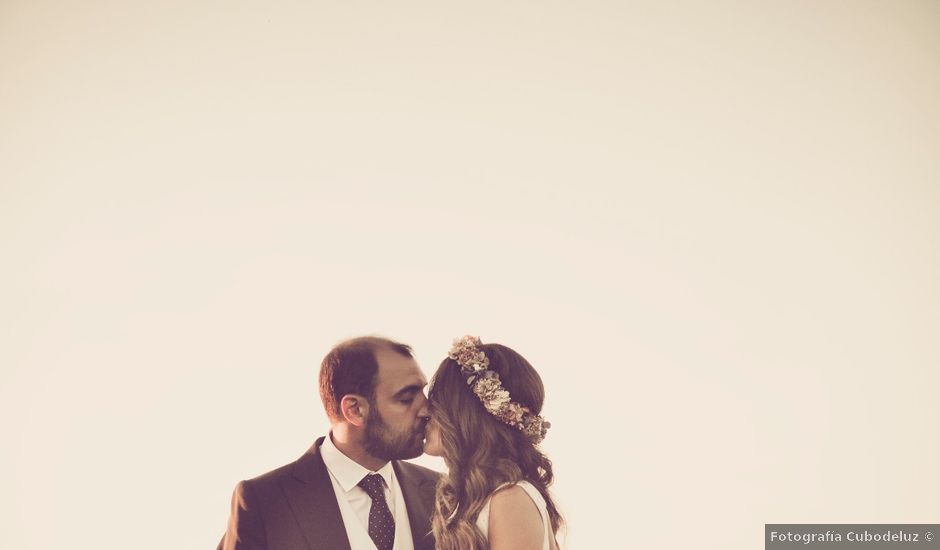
(423, 441, 442, 457)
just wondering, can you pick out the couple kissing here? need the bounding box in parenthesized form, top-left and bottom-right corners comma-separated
(218, 335, 562, 550)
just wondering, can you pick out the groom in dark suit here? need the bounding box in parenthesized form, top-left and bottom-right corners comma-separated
(218, 336, 440, 550)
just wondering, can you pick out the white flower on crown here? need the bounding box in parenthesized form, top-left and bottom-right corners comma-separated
(472, 377, 512, 413)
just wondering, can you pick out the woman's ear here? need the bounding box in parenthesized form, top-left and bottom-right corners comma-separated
(340, 394, 369, 427)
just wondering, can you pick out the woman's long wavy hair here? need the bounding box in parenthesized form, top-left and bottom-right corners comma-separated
(428, 343, 563, 550)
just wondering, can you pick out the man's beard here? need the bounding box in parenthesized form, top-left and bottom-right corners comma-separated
(363, 407, 427, 460)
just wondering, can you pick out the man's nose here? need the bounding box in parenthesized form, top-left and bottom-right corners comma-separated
(416, 392, 430, 418)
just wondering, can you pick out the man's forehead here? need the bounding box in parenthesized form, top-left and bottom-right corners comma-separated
(374, 347, 428, 389)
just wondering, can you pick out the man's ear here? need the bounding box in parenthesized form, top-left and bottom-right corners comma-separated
(340, 394, 369, 427)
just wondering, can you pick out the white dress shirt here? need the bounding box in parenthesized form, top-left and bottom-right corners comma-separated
(320, 433, 416, 550)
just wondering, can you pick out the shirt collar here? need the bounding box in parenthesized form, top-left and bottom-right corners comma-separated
(320, 432, 395, 493)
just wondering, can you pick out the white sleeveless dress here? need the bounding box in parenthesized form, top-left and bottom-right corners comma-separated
(476, 480, 553, 550)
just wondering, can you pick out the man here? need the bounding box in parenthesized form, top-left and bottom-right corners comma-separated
(218, 336, 440, 550)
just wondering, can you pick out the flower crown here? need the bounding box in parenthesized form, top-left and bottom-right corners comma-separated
(448, 335, 550, 444)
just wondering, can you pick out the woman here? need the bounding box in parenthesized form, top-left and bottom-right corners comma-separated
(424, 336, 563, 550)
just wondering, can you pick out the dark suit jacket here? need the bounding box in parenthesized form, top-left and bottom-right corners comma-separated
(218, 437, 441, 550)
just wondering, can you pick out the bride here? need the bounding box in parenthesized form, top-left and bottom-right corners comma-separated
(423, 336, 563, 550)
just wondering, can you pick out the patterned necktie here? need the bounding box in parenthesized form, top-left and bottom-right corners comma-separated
(358, 473, 395, 550)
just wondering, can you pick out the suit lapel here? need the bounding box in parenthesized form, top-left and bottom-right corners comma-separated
(394, 461, 437, 550)
(282, 438, 352, 550)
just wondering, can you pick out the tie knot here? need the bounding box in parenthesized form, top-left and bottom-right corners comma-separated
(358, 473, 387, 500)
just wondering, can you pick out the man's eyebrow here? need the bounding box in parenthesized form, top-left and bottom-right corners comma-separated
(393, 384, 425, 398)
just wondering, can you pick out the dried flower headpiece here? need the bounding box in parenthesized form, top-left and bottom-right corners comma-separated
(448, 335, 550, 444)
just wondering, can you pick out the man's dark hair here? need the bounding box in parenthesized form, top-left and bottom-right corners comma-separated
(319, 336, 414, 420)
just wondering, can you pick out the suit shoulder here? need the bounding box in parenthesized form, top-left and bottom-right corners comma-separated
(241, 439, 327, 487)
(235, 447, 314, 495)
(251, 460, 296, 482)
(241, 457, 304, 491)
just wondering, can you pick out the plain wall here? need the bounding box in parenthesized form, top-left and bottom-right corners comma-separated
(2, 1, 938, 548)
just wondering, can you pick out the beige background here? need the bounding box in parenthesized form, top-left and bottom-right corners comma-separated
(2, 1, 939, 548)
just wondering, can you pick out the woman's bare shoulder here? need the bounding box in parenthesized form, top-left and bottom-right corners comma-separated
(487, 485, 544, 550)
